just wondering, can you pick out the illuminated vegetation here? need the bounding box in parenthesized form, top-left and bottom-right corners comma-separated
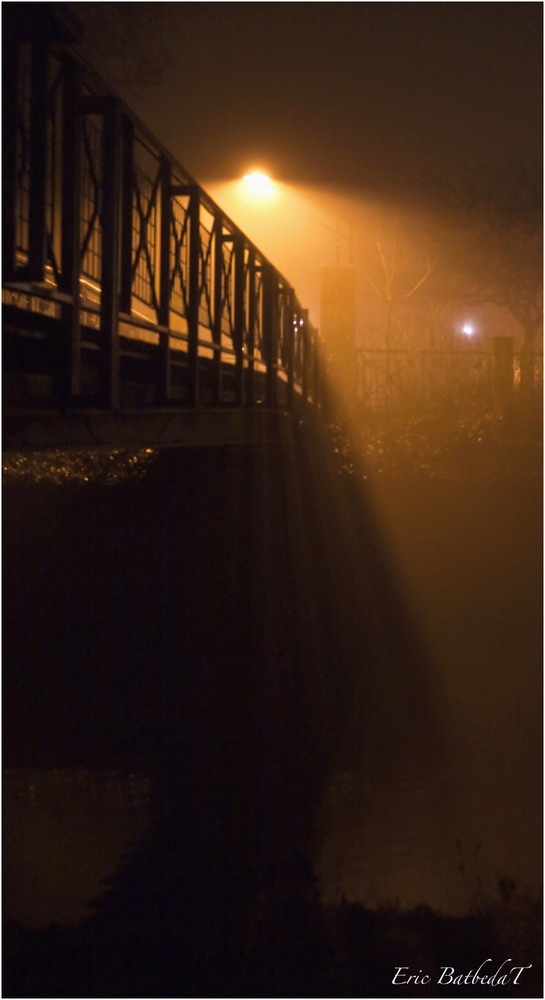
(2, 448, 157, 486)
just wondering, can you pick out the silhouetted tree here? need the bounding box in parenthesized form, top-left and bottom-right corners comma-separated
(68, 2, 179, 92)
(429, 165, 543, 394)
(366, 232, 433, 348)
(361, 226, 433, 414)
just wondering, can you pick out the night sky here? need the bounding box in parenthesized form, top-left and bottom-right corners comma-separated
(72, 2, 542, 319)
(85, 2, 543, 198)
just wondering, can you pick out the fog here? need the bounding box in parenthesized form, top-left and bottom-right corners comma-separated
(4, 4, 542, 994)
(317, 469, 542, 913)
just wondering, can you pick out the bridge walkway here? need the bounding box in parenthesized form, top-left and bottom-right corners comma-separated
(3, 4, 324, 439)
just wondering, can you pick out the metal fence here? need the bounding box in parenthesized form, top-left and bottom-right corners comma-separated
(357, 346, 543, 415)
(2, 8, 322, 412)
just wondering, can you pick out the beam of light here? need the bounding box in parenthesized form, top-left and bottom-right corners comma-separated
(204, 179, 374, 325)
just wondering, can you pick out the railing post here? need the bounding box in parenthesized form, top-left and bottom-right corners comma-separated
(301, 325, 307, 404)
(247, 249, 256, 406)
(212, 212, 224, 406)
(100, 98, 123, 410)
(312, 325, 322, 411)
(307, 314, 317, 407)
(58, 55, 82, 402)
(28, 39, 49, 281)
(493, 335, 514, 412)
(2, 38, 19, 277)
(272, 271, 281, 408)
(233, 235, 245, 407)
(119, 117, 134, 316)
(187, 187, 201, 406)
(157, 156, 172, 403)
(301, 310, 310, 405)
(263, 265, 278, 407)
(285, 287, 295, 410)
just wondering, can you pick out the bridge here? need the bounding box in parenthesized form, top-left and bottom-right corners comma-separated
(3, 5, 325, 449)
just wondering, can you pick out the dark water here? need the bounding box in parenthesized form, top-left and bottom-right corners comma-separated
(318, 475, 542, 913)
(3, 768, 152, 927)
(4, 428, 376, 925)
(3, 420, 542, 994)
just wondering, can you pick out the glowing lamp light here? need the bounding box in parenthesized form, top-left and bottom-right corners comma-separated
(242, 171, 276, 197)
(461, 323, 475, 336)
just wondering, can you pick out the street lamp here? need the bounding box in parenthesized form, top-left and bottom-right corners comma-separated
(241, 170, 276, 199)
(206, 171, 357, 331)
(238, 168, 359, 411)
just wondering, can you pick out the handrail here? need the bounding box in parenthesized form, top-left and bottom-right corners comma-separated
(2, 4, 324, 414)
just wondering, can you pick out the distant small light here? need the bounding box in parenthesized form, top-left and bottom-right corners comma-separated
(462, 323, 475, 336)
(299, 318, 304, 326)
(242, 171, 275, 197)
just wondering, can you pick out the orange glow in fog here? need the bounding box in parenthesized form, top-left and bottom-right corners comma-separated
(241, 170, 276, 198)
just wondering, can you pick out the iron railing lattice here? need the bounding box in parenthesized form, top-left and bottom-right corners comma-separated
(2, 7, 322, 413)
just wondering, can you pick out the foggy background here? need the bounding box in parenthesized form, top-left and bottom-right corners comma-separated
(4, 3, 542, 993)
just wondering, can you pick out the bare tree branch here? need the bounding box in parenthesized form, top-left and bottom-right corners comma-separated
(405, 256, 433, 299)
(429, 164, 542, 350)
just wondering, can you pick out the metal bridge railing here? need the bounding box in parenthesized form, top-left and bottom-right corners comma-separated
(2, 6, 323, 413)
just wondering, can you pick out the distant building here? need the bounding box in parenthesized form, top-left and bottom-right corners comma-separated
(320, 265, 357, 356)
(320, 264, 358, 408)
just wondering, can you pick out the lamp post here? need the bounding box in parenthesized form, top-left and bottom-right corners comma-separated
(226, 171, 360, 413)
(314, 212, 357, 411)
